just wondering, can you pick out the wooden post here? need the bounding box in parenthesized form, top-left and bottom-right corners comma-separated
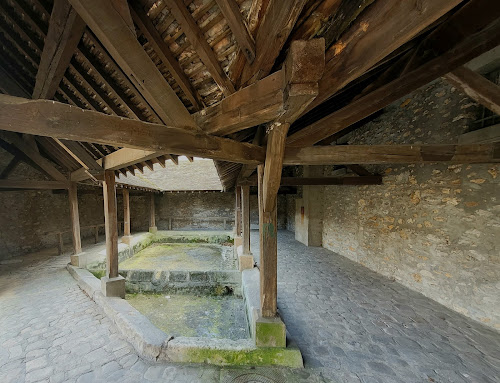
(94, 225, 99, 244)
(103, 169, 118, 278)
(241, 185, 251, 254)
(68, 182, 82, 254)
(149, 193, 157, 232)
(123, 189, 131, 236)
(57, 232, 63, 255)
(235, 185, 242, 235)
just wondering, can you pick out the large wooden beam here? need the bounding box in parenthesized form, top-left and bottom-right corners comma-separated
(103, 169, 119, 278)
(283, 144, 500, 165)
(33, 0, 86, 99)
(287, 3, 500, 147)
(240, 175, 383, 186)
(305, 0, 464, 114)
(445, 66, 500, 115)
(0, 95, 265, 164)
(239, 0, 308, 87)
(68, 0, 195, 127)
(149, 193, 156, 231)
(68, 182, 82, 255)
(0, 180, 70, 190)
(0, 131, 67, 181)
(168, 0, 235, 96)
(129, 3, 203, 110)
(214, 0, 255, 64)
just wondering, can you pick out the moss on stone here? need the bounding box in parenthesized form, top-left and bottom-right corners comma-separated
(177, 346, 303, 368)
(255, 319, 286, 348)
(89, 269, 106, 279)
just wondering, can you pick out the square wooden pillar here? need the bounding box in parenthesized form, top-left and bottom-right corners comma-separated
(149, 193, 157, 233)
(122, 188, 132, 244)
(102, 170, 124, 297)
(241, 185, 251, 255)
(68, 182, 82, 255)
(234, 185, 242, 235)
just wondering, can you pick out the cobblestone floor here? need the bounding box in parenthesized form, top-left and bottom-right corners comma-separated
(0, 245, 324, 383)
(250, 230, 500, 383)
(1, 231, 499, 383)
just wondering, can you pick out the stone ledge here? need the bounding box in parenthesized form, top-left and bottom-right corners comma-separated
(67, 264, 303, 367)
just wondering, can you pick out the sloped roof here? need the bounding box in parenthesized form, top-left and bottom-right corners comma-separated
(116, 156, 223, 191)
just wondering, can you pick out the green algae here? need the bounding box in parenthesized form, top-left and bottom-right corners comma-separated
(126, 293, 249, 341)
(90, 269, 106, 279)
(119, 243, 232, 271)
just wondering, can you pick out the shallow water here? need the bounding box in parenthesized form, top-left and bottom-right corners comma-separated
(126, 293, 249, 340)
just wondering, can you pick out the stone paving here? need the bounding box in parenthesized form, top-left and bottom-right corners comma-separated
(250, 230, 500, 383)
(1, 231, 500, 383)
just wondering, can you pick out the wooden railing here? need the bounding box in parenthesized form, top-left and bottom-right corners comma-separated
(47, 221, 124, 254)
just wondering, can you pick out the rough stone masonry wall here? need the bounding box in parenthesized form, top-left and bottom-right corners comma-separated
(322, 79, 500, 330)
(156, 192, 287, 231)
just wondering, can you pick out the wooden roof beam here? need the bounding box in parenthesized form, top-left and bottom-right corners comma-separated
(304, 0, 464, 114)
(0, 180, 70, 190)
(68, 0, 195, 127)
(54, 138, 103, 173)
(0, 131, 67, 181)
(445, 66, 500, 115)
(283, 144, 500, 165)
(287, 0, 500, 147)
(0, 95, 265, 164)
(33, 0, 86, 99)
(239, 0, 308, 87)
(214, 0, 255, 64)
(168, 0, 235, 96)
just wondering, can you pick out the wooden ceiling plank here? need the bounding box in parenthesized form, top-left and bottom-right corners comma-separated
(68, 0, 195, 127)
(33, 0, 86, 99)
(168, 0, 235, 96)
(445, 66, 500, 116)
(283, 144, 500, 165)
(238, 0, 308, 87)
(214, 0, 255, 64)
(287, 2, 500, 147)
(0, 131, 67, 181)
(130, 3, 204, 110)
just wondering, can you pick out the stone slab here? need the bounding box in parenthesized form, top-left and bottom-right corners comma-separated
(121, 235, 133, 245)
(149, 226, 158, 234)
(255, 316, 286, 348)
(101, 276, 126, 298)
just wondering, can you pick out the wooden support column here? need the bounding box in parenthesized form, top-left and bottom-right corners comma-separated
(149, 193, 157, 233)
(234, 185, 242, 235)
(68, 182, 82, 255)
(103, 170, 118, 279)
(122, 188, 132, 244)
(241, 185, 251, 255)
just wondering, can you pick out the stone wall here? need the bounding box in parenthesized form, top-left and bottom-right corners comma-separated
(320, 79, 500, 330)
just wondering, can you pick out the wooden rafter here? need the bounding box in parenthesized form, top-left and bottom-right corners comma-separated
(0, 131, 67, 181)
(304, 0, 464, 115)
(0, 157, 20, 179)
(53, 138, 103, 173)
(168, 0, 235, 96)
(33, 0, 86, 99)
(287, 0, 500, 147)
(68, 0, 195, 127)
(283, 144, 500, 165)
(129, 2, 203, 111)
(214, 0, 255, 64)
(445, 66, 500, 116)
(239, 0, 308, 87)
